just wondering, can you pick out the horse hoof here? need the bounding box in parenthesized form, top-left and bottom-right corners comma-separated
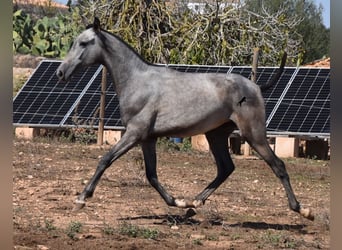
(300, 207, 314, 221)
(72, 200, 86, 211)
(174, 199, 187, 208)
(192, 200, 203, 208)
(174, 198, 204, 208)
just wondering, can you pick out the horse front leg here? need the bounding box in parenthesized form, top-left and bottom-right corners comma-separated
(142, 139, 215, 209)
(141, 139, 179, 207)
(74, 129, 139, 211)
(188, 127, 235, 208)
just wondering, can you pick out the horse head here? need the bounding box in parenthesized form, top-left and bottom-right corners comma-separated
(57, 17, 103, 82)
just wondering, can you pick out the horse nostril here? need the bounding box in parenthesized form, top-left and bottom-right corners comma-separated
(57, 70, 64, 79)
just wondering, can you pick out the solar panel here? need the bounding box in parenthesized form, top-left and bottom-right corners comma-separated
(13, 60, 330, 138)
(266, 68, 330, 136)
(63, 68, 123, 129)
(13, 60, 102, 127)
(168, 64, 231, 74)
(229, 66, 252, 78)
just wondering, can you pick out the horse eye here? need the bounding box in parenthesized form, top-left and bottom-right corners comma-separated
(79, 41, 88, 47)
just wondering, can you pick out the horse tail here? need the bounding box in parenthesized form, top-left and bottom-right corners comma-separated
(259, 52, 287, 92)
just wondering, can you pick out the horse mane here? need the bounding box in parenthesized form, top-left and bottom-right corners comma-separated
(93, 26, 153, 66)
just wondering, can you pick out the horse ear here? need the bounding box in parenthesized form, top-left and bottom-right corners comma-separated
(81, 15, 88, 27)
(93, 17, 101, 32)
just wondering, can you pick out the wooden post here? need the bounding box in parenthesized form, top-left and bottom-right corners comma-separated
(97, 66, 107, 145)
(244, 142, 251, 157)
(243, 48, 260, 156)
(251, 47, 260, 83)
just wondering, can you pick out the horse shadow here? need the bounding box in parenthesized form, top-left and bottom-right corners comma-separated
(118, 214, 201, 226)
(118, 213, 308, 234)
(226, 221, 307, 233)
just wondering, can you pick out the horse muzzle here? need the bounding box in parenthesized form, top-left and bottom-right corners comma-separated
(56, 63, 73, 83)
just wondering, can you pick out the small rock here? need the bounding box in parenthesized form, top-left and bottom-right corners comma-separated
(14, 246, 33, 250)
(170, 225, 179, 230)
(84, 234, 96, 239)
(190, 234, 206, 240)
(37, 245, 49, 250)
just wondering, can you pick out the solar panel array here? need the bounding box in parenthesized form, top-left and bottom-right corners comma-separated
(13, 60, 330, 137)
(13, 61, 101, 127)
(266, 68, 330, 136)
(13, 60, 123, 129)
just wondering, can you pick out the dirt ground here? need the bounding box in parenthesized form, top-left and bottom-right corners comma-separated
(13, 138, 330, 249)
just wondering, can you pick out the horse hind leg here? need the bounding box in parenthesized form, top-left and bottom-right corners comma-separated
(142, 132, 234, 209)
(190, 123, 236, 208)
(142, 124, 235, 209)
(239, 120, 314, 220)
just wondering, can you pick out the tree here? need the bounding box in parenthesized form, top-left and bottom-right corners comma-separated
(244, 0, 330, 64)
(295, 1, 330, 63)
(73, 0, 304, 66)
(13, 0, 307, 65)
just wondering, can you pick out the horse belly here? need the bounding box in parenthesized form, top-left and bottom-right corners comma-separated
(153, 106, 231, 137)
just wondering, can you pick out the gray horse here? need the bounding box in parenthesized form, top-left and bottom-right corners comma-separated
(57, 17, 313, 220)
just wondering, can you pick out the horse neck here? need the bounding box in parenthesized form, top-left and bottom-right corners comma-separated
(100, 32, 149, 96)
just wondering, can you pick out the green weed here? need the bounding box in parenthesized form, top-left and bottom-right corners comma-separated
(118, 222, 159, 240)
(102, 223, 115, 235)
(192, 239, 203, 245)
(260, 230, 297, 249)
(65, 221, 82, 239)
(44, 219, 57, 231)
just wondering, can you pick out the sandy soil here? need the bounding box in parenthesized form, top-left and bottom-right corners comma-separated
(13, 138, 330, 249)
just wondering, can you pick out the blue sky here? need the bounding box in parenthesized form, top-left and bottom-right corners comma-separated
(314, 0, 330, 28)
(55, 0, 330, 28)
